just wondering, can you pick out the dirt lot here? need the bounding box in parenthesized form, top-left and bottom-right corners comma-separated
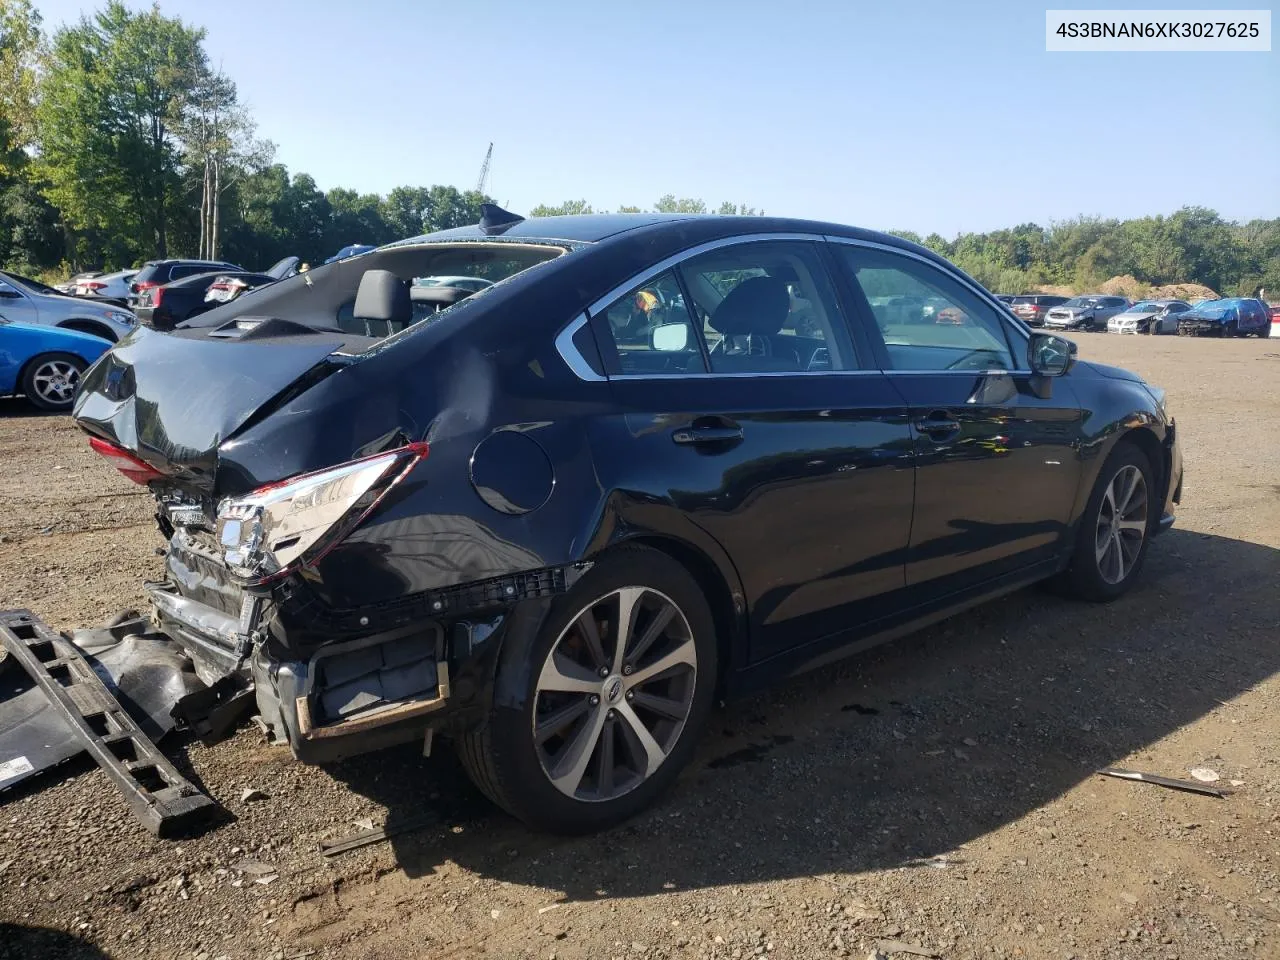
(1, 335, 1278, 960)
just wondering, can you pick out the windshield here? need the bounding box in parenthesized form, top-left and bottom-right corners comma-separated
(183, 241, 568, 344)
(1123, 301, 1161, 313)
(1061, 296, 1103, 308)
(5, 273, 60, 296)
(1185, 300, 1233, 319)
(266, 256, 300, 280)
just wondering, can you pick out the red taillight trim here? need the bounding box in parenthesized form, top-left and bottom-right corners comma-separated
(82, 281, 107, 291)
(151, 286, 164, 306)
(88, 436, 166, 485)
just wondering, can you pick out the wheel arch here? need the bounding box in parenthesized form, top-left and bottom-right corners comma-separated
(620, 532, 747, 693)
(58, 319, 118, 342)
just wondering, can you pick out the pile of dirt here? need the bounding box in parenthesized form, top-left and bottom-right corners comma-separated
(1098, 274, 1148, 299)
(1150, 281, 1218, 302)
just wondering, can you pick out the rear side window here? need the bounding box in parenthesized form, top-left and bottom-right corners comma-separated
(835, 246, 1017, 372)
(599, 270, 703, 376)
(170, 264, 208, 280)
(592, 240, 855, 376)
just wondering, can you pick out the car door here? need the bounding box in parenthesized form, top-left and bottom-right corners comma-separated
(0, 278, 39, 326)
(587, 237, 916, 664)
(828, 240, 1085, 595)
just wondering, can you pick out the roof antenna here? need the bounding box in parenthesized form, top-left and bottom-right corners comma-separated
(479, 203, 524, 236)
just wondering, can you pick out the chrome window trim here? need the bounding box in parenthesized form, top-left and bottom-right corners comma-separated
(610, 369, 885, 381)
(823, 235, 1033, 370)
(586, 232, 826, 318)
(554, 312, 606, 382)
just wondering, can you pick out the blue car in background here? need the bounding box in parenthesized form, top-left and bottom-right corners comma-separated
(1176, 297, 1272, 338)
(0, 318, 110, 411)
(323, 244, 375, 264)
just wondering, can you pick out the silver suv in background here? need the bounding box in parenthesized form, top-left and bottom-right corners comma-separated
(0, 271, 136, 342)
(1043, 295, 1131, 332)
(1107, 299, 1192, 335)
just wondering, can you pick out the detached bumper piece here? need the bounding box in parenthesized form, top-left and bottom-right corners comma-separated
(0, 610, 219, 837)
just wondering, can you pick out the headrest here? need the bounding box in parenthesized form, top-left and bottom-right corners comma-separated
(353, 270, 410, 323)
(409, 285, 474, 307)
(709, 275, 790, 337)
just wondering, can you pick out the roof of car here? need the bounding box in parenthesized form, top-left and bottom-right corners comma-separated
(393, 213, 946, 260)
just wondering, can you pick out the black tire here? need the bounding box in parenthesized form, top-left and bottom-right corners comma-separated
(457, 546, 718, 834)
(21, 352, 87, 411)
(1062, 442, 1156, 602)
(1224, 320, 1238, 337)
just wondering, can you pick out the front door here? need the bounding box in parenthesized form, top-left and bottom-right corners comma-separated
(830, 241, 1084, 594)
(589, 239, 916, 664)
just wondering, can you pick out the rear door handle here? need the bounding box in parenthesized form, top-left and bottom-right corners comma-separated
(912, 411, 961, 439)
(672, 423, 744, 445)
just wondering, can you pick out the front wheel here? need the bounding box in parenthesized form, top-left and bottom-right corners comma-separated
(21, 353, 87, 411)
(457, 547, 717, 833)
(1062, 443, 1156, 602)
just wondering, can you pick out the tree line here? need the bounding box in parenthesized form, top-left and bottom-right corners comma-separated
(1, 0, 1275, 297)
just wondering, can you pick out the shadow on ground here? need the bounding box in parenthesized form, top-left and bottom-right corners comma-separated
(324, 527, 1280, 900)
(0, 397, 61, 419)
(0, 924, 113, 960)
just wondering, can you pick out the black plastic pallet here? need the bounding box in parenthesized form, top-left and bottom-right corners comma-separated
(0, 609, 218, 837)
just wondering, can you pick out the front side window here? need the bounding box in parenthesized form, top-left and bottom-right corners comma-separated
(835, 246, 1016, 372)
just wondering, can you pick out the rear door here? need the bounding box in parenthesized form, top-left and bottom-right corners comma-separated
(829, 240, 1084, 595)
(588, 237, 916, 664)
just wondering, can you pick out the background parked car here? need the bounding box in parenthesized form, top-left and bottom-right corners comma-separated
(1107, 299, 1192, 335)
(137, 267, 286, 331)
(1043, 295, 1131, 331)
(128, 259, 242, 308)
(1009, 294, 1069, 327)
(1176, 298, 1272, 337)
(0, 271, 136, 342)
(993, 294, 1015, 304)
(54, 271, 102, 295)
(0, 317, 110, 411)
(324, 244, 375, 264)
(203, 256, 301, 307)
(73, 268, 139, 304)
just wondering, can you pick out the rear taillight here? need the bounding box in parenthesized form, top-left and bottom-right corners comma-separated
(133, 280, 157, 296)
(82, 281, 106, 292)
(88, 437, 166, 485)
(150, 286, 164, 307)
(215, 442, 429, 585)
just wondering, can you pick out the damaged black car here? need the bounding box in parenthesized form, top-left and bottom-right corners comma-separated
(69, 207, 1183, 833)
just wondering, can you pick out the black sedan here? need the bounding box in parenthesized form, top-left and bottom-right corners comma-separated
(134, 270, 276, 331)
(73, 209, 1183, 833)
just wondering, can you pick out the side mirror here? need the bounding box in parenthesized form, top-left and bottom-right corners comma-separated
(650, 322, 689, 352)
(1028, 332, 1075, 377)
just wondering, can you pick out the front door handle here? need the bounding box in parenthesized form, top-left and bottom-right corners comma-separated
(672, 422, 744, 445)
(913, 410, 961, 440)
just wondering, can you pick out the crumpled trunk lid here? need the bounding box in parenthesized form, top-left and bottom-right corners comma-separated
(73, 326, 348, 493)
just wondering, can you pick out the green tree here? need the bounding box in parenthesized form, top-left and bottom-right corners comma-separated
(38, 1, 207, 261)
(653, 194, 706, 214)
(0, 0, 43, 161)
(528, 199, 594, 217)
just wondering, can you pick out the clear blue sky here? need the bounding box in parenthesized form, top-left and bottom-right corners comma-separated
(32, 0, 1280, 236)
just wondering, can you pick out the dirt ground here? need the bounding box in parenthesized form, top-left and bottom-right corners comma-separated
(1, 334, 1278, 960)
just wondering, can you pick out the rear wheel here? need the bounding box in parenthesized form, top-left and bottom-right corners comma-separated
(21, 353, 87, 411)
(1062, 443, 1155, 602)
(457, 547, 717, 833)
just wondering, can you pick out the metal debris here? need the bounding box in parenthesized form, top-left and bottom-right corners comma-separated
(875, 940, 941, 958)
(318, 815, 438, 857)
(1097, 767, 1229, 798)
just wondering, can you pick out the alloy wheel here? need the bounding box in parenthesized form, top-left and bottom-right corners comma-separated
(1094, 464, 1148, 585)
(533, 586, 698, 802)
(30, 360, 81, 406)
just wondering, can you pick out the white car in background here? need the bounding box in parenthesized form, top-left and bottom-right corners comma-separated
(1107, 299, 1192, 335)
(0, 271, 136, 342)
(74, 268, 140, 303)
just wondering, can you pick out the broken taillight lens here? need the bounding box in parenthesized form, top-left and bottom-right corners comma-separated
(214, 442, 429, 585)
(88, 436, 166, 485)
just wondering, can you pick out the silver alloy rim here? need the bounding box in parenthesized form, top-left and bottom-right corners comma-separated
(30, 360, 80, 406)
(533, 586, 697, 802)
(1095, 464, 1148, 585)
